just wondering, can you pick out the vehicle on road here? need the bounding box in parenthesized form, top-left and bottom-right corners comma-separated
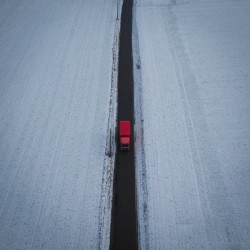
(119, 121, 130, 151)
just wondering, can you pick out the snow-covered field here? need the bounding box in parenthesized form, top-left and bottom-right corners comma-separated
(0, 0, 120, 249)
(133, 0, 250, 249)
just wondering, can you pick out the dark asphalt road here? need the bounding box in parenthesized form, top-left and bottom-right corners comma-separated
(110, 0, 137, 249)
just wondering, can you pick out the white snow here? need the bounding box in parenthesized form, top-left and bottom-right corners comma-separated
(0, 0, 121, 249)
(133, 0, 250, 249)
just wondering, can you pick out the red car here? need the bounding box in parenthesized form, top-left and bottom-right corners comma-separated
(119, 121, 130, 151)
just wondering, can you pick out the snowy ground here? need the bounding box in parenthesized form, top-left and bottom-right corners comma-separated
(0, 0, 121, 249)
(133, 0, 250, 249)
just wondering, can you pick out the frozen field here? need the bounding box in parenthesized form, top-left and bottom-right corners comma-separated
(0, 0, 119, 249)
(133, 0, 250, 249)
